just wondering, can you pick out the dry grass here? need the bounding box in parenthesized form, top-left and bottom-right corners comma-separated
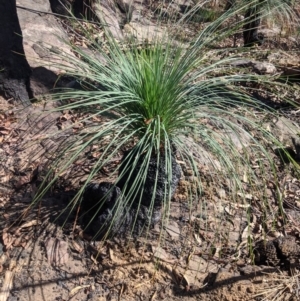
(253, 271, 300, 301)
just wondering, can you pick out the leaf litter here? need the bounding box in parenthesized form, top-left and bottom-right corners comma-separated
(1, 13, 300, 301)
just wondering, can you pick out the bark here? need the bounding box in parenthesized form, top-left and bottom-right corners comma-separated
(0, 0, 31, 102)
(117, 151, 181, 207)
(82, 182, 162, 238)
(243, 1, 264, 47)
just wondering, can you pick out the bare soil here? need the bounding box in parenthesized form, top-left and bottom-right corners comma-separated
(1, 6, 300, 301)
(1, 85, 300, 301)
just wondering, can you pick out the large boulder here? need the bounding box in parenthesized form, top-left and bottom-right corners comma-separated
(17, 0, 74, 72)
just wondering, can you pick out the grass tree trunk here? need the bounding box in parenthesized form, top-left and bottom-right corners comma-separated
(0, 0, 31, 103)
(243, 1, 264, 46)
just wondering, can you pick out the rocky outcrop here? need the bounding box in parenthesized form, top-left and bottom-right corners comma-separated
(93, 0, 124, 40)
(17, 0, 74, 72)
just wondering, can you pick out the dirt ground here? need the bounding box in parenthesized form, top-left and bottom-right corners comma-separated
(1, 86, 300, 301)
(1, 5, 300, 301)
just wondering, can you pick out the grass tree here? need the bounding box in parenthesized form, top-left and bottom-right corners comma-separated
(225, 0, 299, 46)
(30, 1, 297, 240)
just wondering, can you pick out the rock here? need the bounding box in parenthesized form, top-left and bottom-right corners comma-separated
(268, 51, 300, 80)
(117, 151, 181, 207)
(272, 116, 300, 147)
(7, 296, 19, 301)
(254, 240, 281, 267)
(226, 129, 251, 150)
(29, 61, 90, 99)
(124, 21, 168, 43)
(93, 0, 124, 40)
(17, 0, 74, 72)
(259, 27, 281, 38)
(252, 61, 277, 75)
(268, 52, 299, 67)
(152, 246, 169, 260)
(78, 47, 107, 66)
(29, 67, 59, 98)
(230, 59, 276, 75)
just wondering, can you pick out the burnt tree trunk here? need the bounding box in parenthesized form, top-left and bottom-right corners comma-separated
(243, 1, 264, 47)
(0, 0, 31, 103)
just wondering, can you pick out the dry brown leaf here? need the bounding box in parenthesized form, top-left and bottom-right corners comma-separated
(0, 126, 10, 135)
(172, 268, 189, 287)
(45, 238, 69, 266)
(224, 206, 236, 216)
(70, 239, 84, 254)
(0, 260, 17, 301)
(19, 220, 40, 229)
(0, 173, 10, 183)
(194, 233, 202, 246)
(14, 175, 32, 189)
(15, 223, 38, 238)
(109, 248, 126, 265)
(165, 221, 180, 239)
(2, 230, 14, 250)
(12, 235, 24, 248)
(69, 285, 90, 298)
(0, 271, 14, 301)
(152, 246, 169, 261)
(91, 254, 99, 265)
(0, 254, 7, 266)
